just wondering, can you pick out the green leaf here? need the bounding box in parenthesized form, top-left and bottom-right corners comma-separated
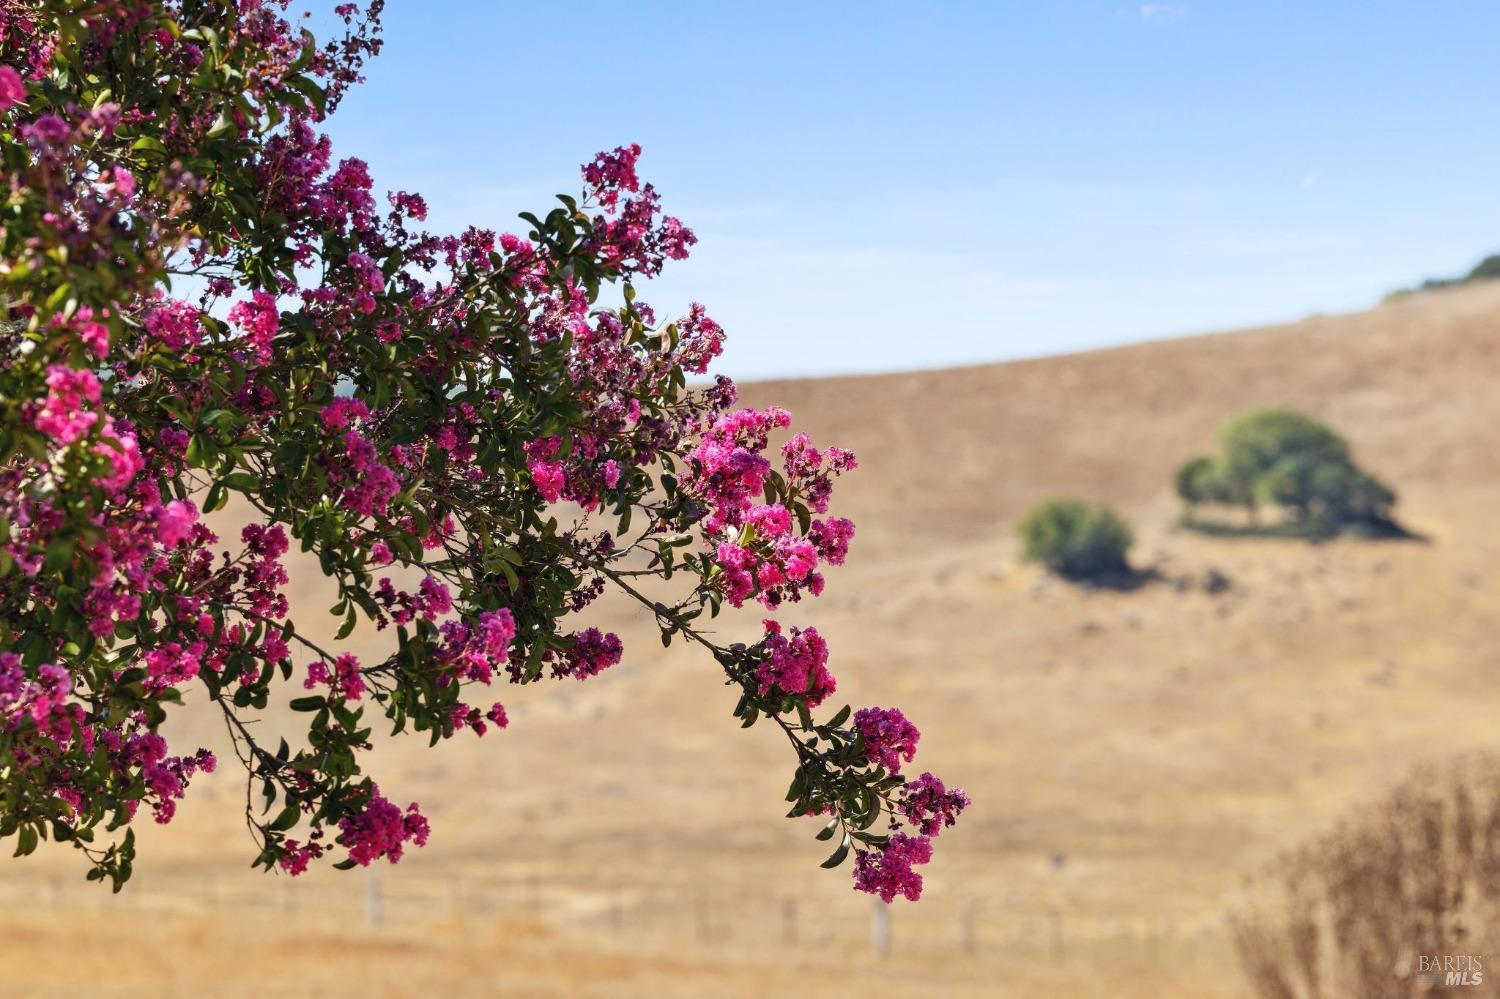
(43, 537, 75, 574)
(335, 606, 357, 641)
(820, 834, 852, 869)
(268, 802, 300, 832)
(784, 768, 807, 803)
(14, 824, 38, 857)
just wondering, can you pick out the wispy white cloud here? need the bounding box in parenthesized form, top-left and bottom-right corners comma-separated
(1128, 4, 1188, 24)
(1302, 170, 1320, 189)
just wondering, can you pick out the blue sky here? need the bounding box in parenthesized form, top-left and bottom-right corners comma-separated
(324, 1, 1500, 378)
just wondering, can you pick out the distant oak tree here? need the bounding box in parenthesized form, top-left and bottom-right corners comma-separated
(1175, 408, 1399, 538)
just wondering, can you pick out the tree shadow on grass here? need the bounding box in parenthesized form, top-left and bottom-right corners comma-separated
(1177, 515, 1427, 544)
(1060, 565, 1164, 593)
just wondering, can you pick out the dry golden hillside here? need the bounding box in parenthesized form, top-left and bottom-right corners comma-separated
(4, 283, 1500, 997)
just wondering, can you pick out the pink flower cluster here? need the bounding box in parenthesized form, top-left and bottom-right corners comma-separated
(0, 3, 54, 80)
(581, 143, 696, 277)
(755, 620, 836, 707)
(851, 770, 969, 902)
(122, 731, 216, 824)
(525, 436, 566, 503)
(513, 294, 731, 515)
(0, 655, 215, 827)
(556, 627, 624, 681)
(420, 609, 522, 738)
(321, 397, 369, 431)
(157, 499, 198, 548)
(226, 290, 280, 364)
(853, 833, 932, 903)
(449, 701, 509, 739)
(305, 653, 365, 702)
(336, 786, 429, 867)
(582, 143, 641, 211)
(435, 608, 517, 683)
(683, 408, 857, 609)
(372, 576, 453, 628)
(899, 772, 971, 837)
(319, 399, 401, 517)
(685, 407, 788, 535)
(144, 642, 203, 690)
(780, 433, 858, 520)
(344, 250, 384, 313)
(31, 365, 100, 446)
(853, 707, 921, 773)
(238, 523, 291, 619)
(141, 298, 203, 353)
(54, 306, 109, 359)
(315, 159, 377, 235)
(0, 64, 24, 111)
(0, 656, 81, 746)
(278, 840, 321, 877)
(675, 303, 724, 375)
(809, 516, 855, 567)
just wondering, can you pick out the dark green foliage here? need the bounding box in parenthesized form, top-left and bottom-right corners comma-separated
(1465, 253, 1500, 282)
(1174, 455, 1228, 508)
(1017, 498, 1133, 581)
(1176, 408, 1400, 538)
(1219, 408, 1349, 502)
(1392, 252, 1500, 297)
(1423, 252, 1500, 289)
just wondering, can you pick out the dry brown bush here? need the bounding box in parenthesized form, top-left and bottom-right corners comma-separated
(1236, 754, 1500, 998)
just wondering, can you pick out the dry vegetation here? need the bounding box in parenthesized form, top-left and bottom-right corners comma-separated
(4, 283, 1500, 996)
(1236, 754, 1500, 999)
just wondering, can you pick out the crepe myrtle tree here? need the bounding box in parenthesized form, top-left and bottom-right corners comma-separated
(0, 2, 967, 900)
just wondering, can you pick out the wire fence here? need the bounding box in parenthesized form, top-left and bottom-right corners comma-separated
(0, 864, 1240, 973)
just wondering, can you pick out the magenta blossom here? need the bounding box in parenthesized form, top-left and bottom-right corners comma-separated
(156, 500, 198, 548)
(0, 65, 24, 111)
(853, 707, 921, 773)
(853, 833, 933, 903)
(899, 772, 971, 837)
(337, 786, 429, 867)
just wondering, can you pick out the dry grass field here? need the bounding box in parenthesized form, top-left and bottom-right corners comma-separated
(4, 283, 1500, 996)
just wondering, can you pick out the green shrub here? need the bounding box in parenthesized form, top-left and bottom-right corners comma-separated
(1310, 462, 1397, 532)
(1174, 455, 1231, 509)
(1017, 498, 1134, 580)
(1260, 454, 1394, 523)
(1219, 408, 1349, 516)
(1178, 408, 1400, 536)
